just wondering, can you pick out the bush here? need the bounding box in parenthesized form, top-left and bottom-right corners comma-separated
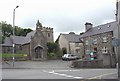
(48, 53, 55, 57)
(0, 53, 27, 58)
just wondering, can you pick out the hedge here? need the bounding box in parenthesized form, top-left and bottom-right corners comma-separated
(0, 54, 27, 58)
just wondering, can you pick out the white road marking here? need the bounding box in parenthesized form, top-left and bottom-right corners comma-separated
(51, 69, 82, 72)
(88, 72, 117, 79)
(43, 69, 117, 79)
(43, 70, 83, 79)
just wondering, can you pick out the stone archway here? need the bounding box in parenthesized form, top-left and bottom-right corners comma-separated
(35, 46, 43, 58)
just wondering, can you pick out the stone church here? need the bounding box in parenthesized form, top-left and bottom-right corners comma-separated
(2, 20, 54, 60)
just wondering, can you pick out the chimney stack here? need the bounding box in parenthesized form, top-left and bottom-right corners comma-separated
(85, 22, 93, 32)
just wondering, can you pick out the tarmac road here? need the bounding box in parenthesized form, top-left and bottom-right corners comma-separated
(2, 60, 118, 79)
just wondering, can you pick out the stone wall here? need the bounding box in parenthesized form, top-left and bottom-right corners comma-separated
(71, 59, 103, 68)
(2, 46, 12, 54)
(30, 30, 47, 60)
(59, 35, 69, 53)
(42, 27, 54, 42)
(83, 32, 116, 67)
(22, 44, 30, 59)
(69, 42, 84, 58)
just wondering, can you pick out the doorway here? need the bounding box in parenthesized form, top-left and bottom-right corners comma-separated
(35, 46, 43, 58)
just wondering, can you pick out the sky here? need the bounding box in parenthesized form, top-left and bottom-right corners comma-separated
(0, 0, 116, 41)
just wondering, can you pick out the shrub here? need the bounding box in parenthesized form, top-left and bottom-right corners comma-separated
(0, 53, 27, 58)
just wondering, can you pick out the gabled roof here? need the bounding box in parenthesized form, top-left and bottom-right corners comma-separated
(56, 33, 81, 43)
(24, 30, 36, 44)
(2, 37, 13, 46)
(2, 30, 36, 46)
(80, 21, 117, 38)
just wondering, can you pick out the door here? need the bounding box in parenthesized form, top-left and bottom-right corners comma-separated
(35, 46, 43, 58)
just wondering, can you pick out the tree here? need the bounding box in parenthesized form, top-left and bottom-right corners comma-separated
(0, 21, 13, 43)
(0, 21, 33, 43)
(47, 42, 59, 53)
(1, 21, 13, 37)
(47, 42, 63, 58)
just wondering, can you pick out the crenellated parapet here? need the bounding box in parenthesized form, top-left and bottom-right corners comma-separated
(42, 27, 53, 32)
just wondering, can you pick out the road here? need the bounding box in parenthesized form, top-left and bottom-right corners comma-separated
(2, 60, 118, 79)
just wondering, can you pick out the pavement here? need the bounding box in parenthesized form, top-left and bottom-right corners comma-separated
(1, 60, 71, 69)
(1, 60, 119, 79)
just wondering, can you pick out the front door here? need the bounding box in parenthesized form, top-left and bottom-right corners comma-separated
(35, 46, 43, 58)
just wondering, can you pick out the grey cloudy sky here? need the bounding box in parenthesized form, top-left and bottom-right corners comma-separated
(0, 0, 116, 41)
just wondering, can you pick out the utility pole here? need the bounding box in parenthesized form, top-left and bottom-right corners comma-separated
(116, 0, 120, 78)
(12, 5, 19, 67)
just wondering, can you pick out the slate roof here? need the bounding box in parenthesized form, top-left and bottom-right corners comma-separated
(59, 33, 81, 42)
(2, 30, 36, 46)
(80, 21, 117, 38)
(24, 30, 36, 44)
(2, 37, 13, 46)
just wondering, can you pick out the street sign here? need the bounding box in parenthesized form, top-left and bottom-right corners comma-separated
(90, 58, 94, 60)
(112, 38, 120, 47)
(90, 52, 94, 60)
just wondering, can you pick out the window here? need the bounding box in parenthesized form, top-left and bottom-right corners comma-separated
(102, 47, 108, 54)
(86, 49, 90, 54)
(93, 39, 97, 45)
(76, 49, 80, 54)
(85, 40, 88, 45)
(48, 33, 50, 37)
(103, 37, 107, 42)
(75, 43, 79, 47)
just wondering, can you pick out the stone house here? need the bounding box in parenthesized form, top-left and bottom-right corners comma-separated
(80, 21, 118, 67)
(2, 20, 54, 60)
(56, 32, 84, 58)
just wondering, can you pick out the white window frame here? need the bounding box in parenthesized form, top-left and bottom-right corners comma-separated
(103, 37, 107, 43)
(86, 49, 90, 54)
(93, 39, 97, 45)
(102, 47, 108, 54)
(85, 40, 88, 45)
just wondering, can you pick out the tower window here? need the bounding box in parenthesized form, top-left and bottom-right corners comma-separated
(48, 33, 50, 37)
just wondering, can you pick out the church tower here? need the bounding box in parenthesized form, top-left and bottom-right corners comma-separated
(30, 20, 47, 60)
(36, 20, 42, 30)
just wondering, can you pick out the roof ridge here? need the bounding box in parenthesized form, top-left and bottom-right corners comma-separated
(93, 21, 116, 28)
(61, 33, 79, 36)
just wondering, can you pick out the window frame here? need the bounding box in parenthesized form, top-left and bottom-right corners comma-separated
(103, 37, 107, 43)
(93, 39, 97, 45)
(102, 47, 108, 54)
(85, 40, 89, 45)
